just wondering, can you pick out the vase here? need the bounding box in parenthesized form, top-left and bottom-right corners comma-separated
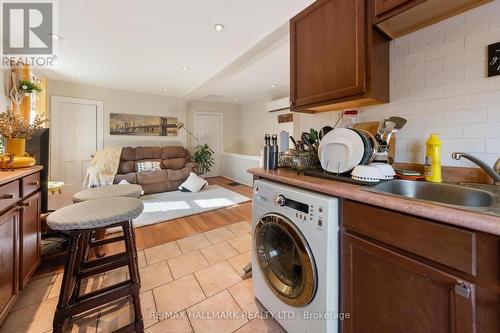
(5, 138, 26, 157)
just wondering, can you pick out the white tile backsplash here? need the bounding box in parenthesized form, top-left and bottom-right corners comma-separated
(424, 39, 464, 60)
(356, 1, 500, 167)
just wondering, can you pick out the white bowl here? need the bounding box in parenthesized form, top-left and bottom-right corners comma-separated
(351, 165, 384, 182)
(370, 163, 396, 180)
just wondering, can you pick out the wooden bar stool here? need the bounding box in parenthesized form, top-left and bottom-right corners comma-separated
(47, 197, 144, 333)
(72, 184, 143, 257)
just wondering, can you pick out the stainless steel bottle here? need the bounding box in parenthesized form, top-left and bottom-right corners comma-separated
(263, 134, 271, 169)
(271, 134, 278, 169)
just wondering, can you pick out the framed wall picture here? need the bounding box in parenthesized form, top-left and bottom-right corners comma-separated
(488, 42, 500, 77)
(110, 113, 178, 136)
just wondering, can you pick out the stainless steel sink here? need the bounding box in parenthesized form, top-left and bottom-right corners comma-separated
(367, 180, 499, 215)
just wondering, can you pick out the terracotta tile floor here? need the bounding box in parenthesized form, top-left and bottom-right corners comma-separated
(0, 223, 285, 333)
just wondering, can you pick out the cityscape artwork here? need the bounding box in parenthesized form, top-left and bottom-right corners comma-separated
(110, 113, 178, 136)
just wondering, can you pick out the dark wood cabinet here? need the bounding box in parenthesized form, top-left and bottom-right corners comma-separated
(373, 0, 491, 38)
(0, 208, 19, 323)
(373, 0, 424, 22)
(19, 192, 41, 289)
(342, 233, 475, 333)
(0, 169, 42, 326)
(290, 0, 389, 113)
(342, 200, 500, 333)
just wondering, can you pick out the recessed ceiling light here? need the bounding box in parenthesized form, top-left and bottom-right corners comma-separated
(49, 33, 61, 40)
(76, 73, 82, 78)
(163, 88, 168, 92)
(271, 83, 277, 88)
(214, 24, 225, 31)
(182, 66, 190, 71)
(234, 98, 239, 102)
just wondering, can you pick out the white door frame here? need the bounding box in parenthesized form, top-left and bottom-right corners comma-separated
(194, 111, 224, 177)
(50, 96, 104, 180)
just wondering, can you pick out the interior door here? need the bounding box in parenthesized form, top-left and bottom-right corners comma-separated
(195, 112, 223, 178)
(50, 97, 103, 209)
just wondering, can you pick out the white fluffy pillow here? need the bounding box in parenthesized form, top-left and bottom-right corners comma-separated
(178, 172, 208, 192)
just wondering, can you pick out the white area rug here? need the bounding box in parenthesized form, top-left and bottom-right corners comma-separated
(107, 185, 250, 233)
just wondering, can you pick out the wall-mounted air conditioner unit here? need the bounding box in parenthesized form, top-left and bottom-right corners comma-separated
(265, 97, 290, 113)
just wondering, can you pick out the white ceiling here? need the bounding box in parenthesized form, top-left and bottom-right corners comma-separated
(42, 0, 314, 100)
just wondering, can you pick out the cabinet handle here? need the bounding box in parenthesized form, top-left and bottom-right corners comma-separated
(29, 181, 39, 186)
(1, 193, 15, 199)
(455, 281, 471, 299)
(19, 202, 31, 207)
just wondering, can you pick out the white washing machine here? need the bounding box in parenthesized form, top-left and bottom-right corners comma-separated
(252, 179, 340, 333)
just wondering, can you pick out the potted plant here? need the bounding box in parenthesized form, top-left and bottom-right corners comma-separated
(192, 144, 215, 175)
(0, 109, 46, 157)
(19, 80, 42, 94)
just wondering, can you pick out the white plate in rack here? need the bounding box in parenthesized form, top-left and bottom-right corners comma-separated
(318, 128, 365, 173)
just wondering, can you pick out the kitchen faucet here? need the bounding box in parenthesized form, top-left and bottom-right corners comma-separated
(451, 152, 500, 186)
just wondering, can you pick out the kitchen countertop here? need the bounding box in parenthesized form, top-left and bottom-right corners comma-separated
(0, 166, 43, 186)
(248, 168, 500, 236)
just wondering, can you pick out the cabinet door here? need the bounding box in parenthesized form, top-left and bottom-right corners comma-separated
(342, 232, 475, 333)
(290, 0, 366, 107)
(0, 208, 19, 322)
(19, 192, 41, 289)
(374, 0, 424, 18)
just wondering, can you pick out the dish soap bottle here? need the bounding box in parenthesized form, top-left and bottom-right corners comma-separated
(424, 134, 442, 183)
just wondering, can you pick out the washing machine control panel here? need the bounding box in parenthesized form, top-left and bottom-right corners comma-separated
(274, 194, 325, 229)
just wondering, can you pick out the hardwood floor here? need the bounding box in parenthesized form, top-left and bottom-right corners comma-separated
(35, 177, 253, 276)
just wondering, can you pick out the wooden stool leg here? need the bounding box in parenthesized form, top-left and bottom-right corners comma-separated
(53, 232, 81, 333)
(130, 223, 141, 287)
(123, 221, 144, 333)
(73, 231, 91, 300)
(93, 228, 106, 258)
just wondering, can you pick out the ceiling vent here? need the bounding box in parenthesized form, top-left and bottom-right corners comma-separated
(203, 94, 227, 100)
(265, 97, 290, 113)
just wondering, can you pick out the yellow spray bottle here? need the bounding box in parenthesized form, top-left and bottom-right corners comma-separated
(424, 134, 442, 183)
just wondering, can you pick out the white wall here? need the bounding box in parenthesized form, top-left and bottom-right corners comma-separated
(48, 80, 186, 148)
(186, 100, 241, 153)
(356, 0, 500, 167)
(239, 97, 293, 155)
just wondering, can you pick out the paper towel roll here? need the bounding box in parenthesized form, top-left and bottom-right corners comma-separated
(279, 131, 289, 152)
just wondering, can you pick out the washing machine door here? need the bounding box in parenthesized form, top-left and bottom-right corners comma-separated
(254, 213, 317, 307)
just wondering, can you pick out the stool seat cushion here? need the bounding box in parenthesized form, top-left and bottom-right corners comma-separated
(72, 184, 143, 203)
(47, 197, 144, 231)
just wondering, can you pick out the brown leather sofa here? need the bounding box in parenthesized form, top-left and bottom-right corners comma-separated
(114, 146, 197, 194)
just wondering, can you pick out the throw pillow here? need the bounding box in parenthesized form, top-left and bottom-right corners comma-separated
(137, 161, 161, 172)
(178, 172, 208, 192)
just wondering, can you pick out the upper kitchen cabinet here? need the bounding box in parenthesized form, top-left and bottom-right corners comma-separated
(290, 0, 390, 113)
(374, 0, 492, 38)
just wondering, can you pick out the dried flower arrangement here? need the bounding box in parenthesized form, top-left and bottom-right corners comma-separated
(19, 80, 42, 94)
(0, 109, 46, 140)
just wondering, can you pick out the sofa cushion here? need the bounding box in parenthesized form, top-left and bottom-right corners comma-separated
(162, 157, 188, 170)
(118, 161, 136, 174)
(135, 147, 162, 160)
(137, 170, 169, 185)
(162, 146, 188, 159)
(114, 172, 138, 184)
(167, 167, 191, 181)
(120, 147, 135, 161)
